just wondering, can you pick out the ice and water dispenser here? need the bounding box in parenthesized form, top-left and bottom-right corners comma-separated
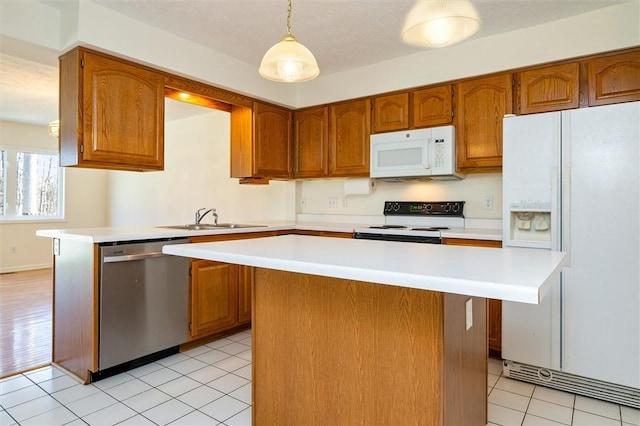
(505, 201, 553, 249)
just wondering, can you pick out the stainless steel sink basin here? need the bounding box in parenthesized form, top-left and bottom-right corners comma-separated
(159, 223, 265, 230)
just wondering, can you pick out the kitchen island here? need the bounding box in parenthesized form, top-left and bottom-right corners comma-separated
(164, 235, 566, 425)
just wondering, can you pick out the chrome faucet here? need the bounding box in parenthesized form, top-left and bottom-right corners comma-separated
(195, 207, 218, 225)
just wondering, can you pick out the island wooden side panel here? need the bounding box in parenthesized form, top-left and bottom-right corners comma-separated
(443, 293, 488, 425)
(253, 268, 487, 425)
(52, 239, 98, 383)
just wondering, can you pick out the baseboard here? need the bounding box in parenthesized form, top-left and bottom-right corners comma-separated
(0, 264, 52, 274)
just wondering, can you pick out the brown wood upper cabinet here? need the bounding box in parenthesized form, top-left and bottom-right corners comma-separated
(293, 106, 329, 178)
(59, 47, 165, 171)
(372, 93, 409, 132)
(517, 62, 580, 114)
(329, 99, 371, 177)
(412, 84, 454, 128)
(456, 73, 513, 173)
(371, 85, 453, 133)
(231, 102, 292, 181)
(588, 50, 640, 106)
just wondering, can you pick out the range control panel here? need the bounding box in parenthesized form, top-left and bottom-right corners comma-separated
(383, 201, 465, 216)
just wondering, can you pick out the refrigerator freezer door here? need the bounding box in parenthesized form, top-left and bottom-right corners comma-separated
(502, 112, 562, 370)
(561, 102, 639, 388)
(503, 113, 561, 249)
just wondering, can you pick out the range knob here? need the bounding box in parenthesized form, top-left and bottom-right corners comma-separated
(392, 202, 400, 212)
(452, 203, 461, 212)
(443, 203, 452, 212)
(425, 204, 432, 212)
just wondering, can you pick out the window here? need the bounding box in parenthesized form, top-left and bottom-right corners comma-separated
(0, 146, 64, 221)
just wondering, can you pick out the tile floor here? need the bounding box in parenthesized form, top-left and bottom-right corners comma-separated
(487, 358, 639, 426)
(1, 329, 638, 426)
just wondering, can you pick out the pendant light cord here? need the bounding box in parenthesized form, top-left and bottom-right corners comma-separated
(286, 0, 292, 35)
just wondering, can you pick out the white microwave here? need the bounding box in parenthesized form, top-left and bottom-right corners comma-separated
(370, 126, 463, 180)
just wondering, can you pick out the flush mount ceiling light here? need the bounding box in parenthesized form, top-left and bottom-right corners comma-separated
(48, 119, 59, 138)
(402, 0, 480, 48)
(259, 0, 319, 83)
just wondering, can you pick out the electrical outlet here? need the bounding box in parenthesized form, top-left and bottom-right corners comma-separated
(340, 197, 348, 208)
(328, 197, 338, 209)
(465, 298, 473, 330)
(483, 195, 494, 210)
(10, 246, 16, 254)
(300, 196, 307, 209)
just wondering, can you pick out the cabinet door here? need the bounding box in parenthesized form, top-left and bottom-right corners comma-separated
(456, 73, 513, 173)
(253, 102, 292, 178)
(80, 50, 164, 170)
(238, 266, 253, 325)
(487, 299, 502, 355)
(293, 107, 329, 178)
(189, 260, 239, 340)
(372, 93, 409, 133)
(412, 85, 453, 128)
(518, 62, 579, 114)
(329, 99, 371, 176)
(588, 50, 640, 106)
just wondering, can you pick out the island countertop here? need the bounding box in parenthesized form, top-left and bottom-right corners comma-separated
(162, 235, 566, 304)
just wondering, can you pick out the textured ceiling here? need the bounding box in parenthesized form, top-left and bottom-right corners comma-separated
(90, 0, 629, 75)
(0, 0, 631, 126)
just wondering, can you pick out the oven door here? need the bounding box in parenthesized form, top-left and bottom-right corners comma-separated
(354, 232, 441, 244)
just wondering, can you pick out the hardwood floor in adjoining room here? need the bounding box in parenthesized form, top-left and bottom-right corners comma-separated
(0, 268, 52, 379)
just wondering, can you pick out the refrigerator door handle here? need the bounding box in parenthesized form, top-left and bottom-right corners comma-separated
(550, 166, 560, 251)
(561, 165, 571, 266)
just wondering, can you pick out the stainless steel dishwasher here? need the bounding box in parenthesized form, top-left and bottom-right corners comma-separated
(99, 238, 189, 373)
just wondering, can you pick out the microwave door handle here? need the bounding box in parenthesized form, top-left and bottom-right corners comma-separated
(423, 139, 431, 170)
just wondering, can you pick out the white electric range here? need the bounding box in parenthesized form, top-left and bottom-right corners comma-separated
(354, 201, 465, 244)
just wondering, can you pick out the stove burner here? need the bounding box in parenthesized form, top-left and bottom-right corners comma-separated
(369, 225, 407, 229)
(411, 227, 450, 231)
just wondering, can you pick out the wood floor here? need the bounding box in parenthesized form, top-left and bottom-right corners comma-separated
(0, 268, 52, 379)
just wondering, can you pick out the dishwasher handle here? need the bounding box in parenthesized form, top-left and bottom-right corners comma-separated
(103, 251, 166, 263)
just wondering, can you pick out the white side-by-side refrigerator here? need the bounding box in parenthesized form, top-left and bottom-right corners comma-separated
(502, 101, 639, 408)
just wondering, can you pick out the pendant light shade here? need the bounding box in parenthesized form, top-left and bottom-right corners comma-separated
(402, 0, 480, 48)
(259, 0, 319, 83)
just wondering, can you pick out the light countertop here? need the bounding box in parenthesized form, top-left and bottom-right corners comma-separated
(35, 221, 502, 243)
(163, 235, 565, 304)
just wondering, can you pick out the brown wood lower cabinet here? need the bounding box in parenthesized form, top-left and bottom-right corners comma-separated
(442, 237, 503, 355)
(188, 231, 281, 341)
(189, 260, 240, 339)
(238, 266, 252, 324)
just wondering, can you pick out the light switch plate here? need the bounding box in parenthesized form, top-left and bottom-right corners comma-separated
(465, 298, 473, 330)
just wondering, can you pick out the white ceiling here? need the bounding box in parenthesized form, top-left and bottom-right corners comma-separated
(0, 0, 630, 126)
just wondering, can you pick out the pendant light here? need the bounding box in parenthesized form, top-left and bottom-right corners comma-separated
(402, 0, 480, 48)
(259, 0, 319, 83)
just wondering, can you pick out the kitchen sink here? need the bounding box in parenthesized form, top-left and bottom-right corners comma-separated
(159, 223, 265, 230)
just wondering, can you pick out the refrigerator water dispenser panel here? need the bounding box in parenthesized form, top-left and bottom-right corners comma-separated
(508, 210, 552, 247)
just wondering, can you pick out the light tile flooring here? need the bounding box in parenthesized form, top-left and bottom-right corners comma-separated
(487, 358, 640, 426)
(1, 330, 638, 426)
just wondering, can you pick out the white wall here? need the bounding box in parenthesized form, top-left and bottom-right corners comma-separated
(0, 120, 109, 272)
(297, 174, 502, 222)
(108, 101, 295, 227)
